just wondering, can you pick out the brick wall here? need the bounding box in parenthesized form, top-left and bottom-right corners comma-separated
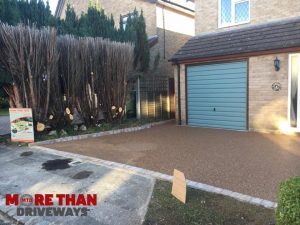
(195, 0, 300, 34)
(154, 28, 190, 77)
(249, 54, 289, 132)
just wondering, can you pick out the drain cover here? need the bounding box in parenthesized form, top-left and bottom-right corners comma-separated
(20, 151, 33, 157)
(72, 171, 93, 180)
(42, 159, 72, 171)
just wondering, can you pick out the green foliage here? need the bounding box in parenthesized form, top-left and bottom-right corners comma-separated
(58, 6, 150, 72)
(77, 7, 116, 39)
(0, 97, 9, 108)
(0, 0, 20, 25)
(119, 10, 149, 72)
(0, 1, 150, 73)
(0, 0, 56, 27)
(59, 5, 79, 35)
(276, 177, 300, 225)
(0, 68, 12, 98)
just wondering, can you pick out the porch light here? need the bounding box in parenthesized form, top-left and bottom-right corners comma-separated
(274, 57, 280, 71)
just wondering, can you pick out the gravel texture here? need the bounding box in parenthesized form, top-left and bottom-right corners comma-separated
(47, 121, 300, 201)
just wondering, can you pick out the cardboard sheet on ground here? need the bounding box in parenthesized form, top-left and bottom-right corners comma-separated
(9, 108, 34, 143)
(171, 169, 186, 203)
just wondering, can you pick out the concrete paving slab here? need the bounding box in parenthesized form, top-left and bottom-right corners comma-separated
(0, 146, 155, 225)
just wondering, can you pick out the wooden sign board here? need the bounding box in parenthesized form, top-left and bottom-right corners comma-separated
(171, 169, 186, 204)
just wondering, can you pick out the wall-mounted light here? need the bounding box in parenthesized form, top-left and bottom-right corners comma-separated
(274, 57, 280, 71)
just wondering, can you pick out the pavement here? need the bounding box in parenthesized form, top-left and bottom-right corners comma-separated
(47, 121, 300, 201)
(0, 116, 10, 136)
(0, 146, 154, 225)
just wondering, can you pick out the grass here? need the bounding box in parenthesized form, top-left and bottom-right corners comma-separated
(143, 180, 275, 225)
(0, 108, 8, 116)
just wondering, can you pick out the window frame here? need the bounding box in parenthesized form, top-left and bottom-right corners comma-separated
(121, 12, 137, 30)
(218, 0, 251, 28)
(121, 14, 129, 30)
(288, 53, 300, 131)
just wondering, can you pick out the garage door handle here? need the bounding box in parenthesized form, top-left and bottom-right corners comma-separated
(213, 108, 216, 111)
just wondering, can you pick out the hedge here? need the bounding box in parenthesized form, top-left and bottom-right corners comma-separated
(276, 177, 300, 225)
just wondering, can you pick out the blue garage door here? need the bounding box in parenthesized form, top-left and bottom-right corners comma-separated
(187, 61, 247, 130)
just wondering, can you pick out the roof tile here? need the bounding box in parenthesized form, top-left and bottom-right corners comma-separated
(171, 17, 300, 62)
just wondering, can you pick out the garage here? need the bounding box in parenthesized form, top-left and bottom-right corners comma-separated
(186, 61, 248, 130)
(172, 18, 300, 132)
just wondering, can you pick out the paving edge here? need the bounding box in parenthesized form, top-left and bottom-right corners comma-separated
(29, 120, 173, 146)
(0, 210, 23, 225)
(30, 145, 277, 210)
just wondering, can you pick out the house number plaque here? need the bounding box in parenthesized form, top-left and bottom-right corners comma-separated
(272, 82, 281, 92)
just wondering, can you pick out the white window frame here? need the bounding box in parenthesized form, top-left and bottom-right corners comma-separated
(288, 53, 300, 132)
(218, 0, 251, 28)
(121, 15, 129, 30)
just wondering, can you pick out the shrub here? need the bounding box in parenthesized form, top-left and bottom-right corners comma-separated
(276, 177, 300, 225)
(0, 97, 9, 108)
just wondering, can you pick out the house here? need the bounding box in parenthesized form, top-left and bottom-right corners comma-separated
(55, 0, 195, 120)
(171, 0, 300, 133)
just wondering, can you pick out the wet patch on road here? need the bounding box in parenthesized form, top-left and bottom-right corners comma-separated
(20, 151, 33, 157)
(42, 158, 72, 171)
(72, 171, 93, 180)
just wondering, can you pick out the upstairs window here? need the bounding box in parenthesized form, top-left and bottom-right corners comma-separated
(121, 15, 129, 30)
(219, 0, 250, 27)
(121, 12, 137, 30)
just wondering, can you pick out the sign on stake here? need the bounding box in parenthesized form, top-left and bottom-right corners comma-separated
(171, 169, 187, 203)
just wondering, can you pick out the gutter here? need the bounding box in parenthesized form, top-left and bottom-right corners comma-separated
(55, 0, 65, 18)
(170, 46, 300, 65)
(157, 0, 195, 16)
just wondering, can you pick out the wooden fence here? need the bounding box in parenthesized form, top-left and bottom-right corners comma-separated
(126, 76, 175, 120)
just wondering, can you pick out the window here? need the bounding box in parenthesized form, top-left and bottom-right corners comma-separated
(219, 0, 250, 27)
(121, 15, 129, 30)
(121, 13, 137, 30)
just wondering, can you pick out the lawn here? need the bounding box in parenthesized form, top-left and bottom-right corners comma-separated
(0, 108, 8, 116)
(144, 180, 275, 225)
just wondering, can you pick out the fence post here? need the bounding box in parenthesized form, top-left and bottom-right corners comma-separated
(136, 76, 141, 120)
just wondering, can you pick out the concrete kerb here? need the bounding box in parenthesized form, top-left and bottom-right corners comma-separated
(31, 145, 277, 210)
(29, 120, 173, 147)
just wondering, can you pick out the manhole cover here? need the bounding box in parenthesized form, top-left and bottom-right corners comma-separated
(20, 151, 33, 157)
(72, 171, 93, 180)
(42, 159, 72, 171)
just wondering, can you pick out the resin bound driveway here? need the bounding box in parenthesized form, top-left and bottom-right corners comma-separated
(46, 121, 300, 201)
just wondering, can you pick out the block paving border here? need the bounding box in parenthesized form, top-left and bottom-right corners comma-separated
(29, 120, 172, 146)
(31, 145, 277, 209)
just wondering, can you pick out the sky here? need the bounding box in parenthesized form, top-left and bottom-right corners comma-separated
(46, 0, 59, 14)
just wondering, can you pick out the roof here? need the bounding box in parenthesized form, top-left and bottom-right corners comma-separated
(148, 35, 159, 48)
(171, 17, 300, 63)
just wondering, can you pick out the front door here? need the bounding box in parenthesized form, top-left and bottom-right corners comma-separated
(289, 54, 300, 131)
